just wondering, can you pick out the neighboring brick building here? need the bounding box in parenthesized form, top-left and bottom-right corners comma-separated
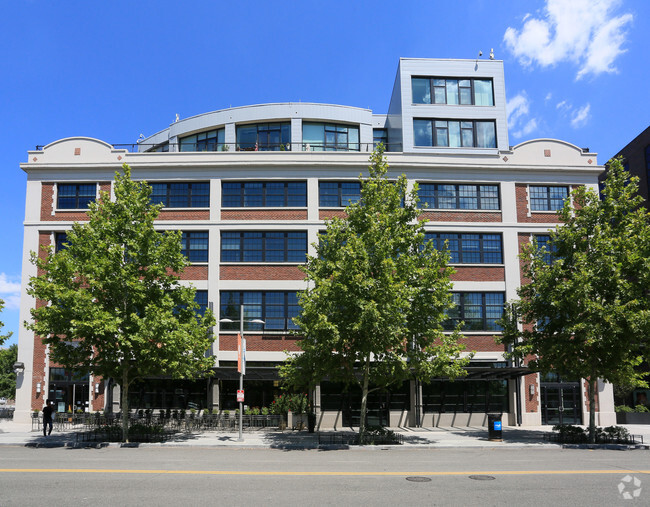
(14, 58, 615, 427)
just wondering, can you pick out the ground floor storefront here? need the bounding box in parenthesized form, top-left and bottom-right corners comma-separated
(96, 362, 617, 428)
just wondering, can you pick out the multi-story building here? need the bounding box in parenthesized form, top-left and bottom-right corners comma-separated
(604, 125, 650, 207)
(15, 58, 615, 427)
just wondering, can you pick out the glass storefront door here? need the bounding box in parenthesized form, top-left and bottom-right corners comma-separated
(541, 383, 581, 425)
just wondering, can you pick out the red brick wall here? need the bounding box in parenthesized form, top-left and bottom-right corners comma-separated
(179, 265, 208, 280)
(320, 210, 347, 220)
(222, 210, 308, 220)
(220, 265, 304, 280)
(451, 266, 505, 282)
(220, 334, 301, 352)
(419, 211, 502, 222)
(524, 374, 539, 412)
(459, 335, 506, 352)
(157, 210, 210, 220)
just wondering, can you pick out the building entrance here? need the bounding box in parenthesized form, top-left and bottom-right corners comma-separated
(541, 383, 581, 425)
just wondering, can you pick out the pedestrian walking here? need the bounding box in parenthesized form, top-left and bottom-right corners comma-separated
(42, 399, 54, 437)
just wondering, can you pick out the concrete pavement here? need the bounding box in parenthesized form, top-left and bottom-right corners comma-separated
(1, 419, 649, 449)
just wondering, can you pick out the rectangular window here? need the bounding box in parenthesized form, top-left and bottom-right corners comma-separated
(414, 119, 496, 148)
(373, 128, 388, 150)
(194, 290, 208, 317)
(150, 182, 210, 208)
(221, 231, 307, 262)
(529, 186, 569, 211)
(303, 123, 360, 151)
(417, 183, 499, 210)
(220, 291, 299, 331)
(57, 184, 96, 209)
(425, 233, 502, 264)
(55, 232, 68, 252)
(236, 123, 290, 151)
(181, 231, 209, 263)
(535, 234, 556, 265)
(412, 77, 494, 106)
(444, 292, 504, 331)
(221, 181, 307, 207)
(180, 128, 225, 152)
(319, 181, 362, 207)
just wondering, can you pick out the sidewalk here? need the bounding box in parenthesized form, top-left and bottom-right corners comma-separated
(2, 420, 649, 449)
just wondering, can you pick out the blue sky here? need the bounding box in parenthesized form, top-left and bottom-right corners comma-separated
(1, 0, 648, 346)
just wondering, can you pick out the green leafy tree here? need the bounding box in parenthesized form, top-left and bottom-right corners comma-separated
(25, 165, 215, 441)
(500, 159, 650, 443)
(0, 299, 11, 347)
(0, 344, 18, 400)
(281, 146, 468, 440)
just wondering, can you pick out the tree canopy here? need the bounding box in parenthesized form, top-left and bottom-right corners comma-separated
(0, 299, 10, 347)
(280, 146, 468, 438)
(26, 165, 215, 440)
(500, 158, 650, 442)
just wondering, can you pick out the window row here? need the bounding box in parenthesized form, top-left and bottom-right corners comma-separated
(412, 77, 494, 106)
(54, 182, 569, 213)
(176, 122, 362, 152)
(414, 119, 496, 148)
(219, 291, 503, 332)
(425, 233, 502, 264)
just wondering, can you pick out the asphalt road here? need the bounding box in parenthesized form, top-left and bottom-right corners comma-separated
(0, 446, 648, 506)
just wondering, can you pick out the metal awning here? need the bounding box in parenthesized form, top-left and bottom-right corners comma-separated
(460, 367, 532, 380)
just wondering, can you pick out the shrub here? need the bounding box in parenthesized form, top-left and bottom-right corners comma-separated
(261, 406, 269, 415)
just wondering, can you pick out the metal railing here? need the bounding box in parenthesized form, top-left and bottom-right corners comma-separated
(31, 412, 284, 433)
(36, 143, 403, 154)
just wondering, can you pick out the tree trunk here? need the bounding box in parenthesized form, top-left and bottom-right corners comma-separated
(359, 354, 370, 444)
(588, 375, 596, 444)
(121, 368, 129, 443)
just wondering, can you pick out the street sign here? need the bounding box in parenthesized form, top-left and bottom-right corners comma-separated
(237, 390, 244, 402)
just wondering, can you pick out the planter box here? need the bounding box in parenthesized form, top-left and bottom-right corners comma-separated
(616, 412, 650, 424)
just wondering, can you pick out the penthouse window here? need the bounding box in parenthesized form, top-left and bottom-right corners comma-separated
(414, 119, 496, 148)
(221, 232, 307, 263)
(425, 233, 502, 264)
(444, 292, 505, 331)
(150, 182, 210, 208)
(57, 184, 96, 209)
(220, 291, 300, 331)
(319, 182, 361, 207)
(179, 129, 225, 152)
(417, 183, 499, 210)
(222, 182, 307, 207)
(181, 231, 209, 263)
(303, 123, 360, 151)
(373, 128, 388, 149)
(236, 122, 290, 151)
(529, 186, 569, 211)
(412, 77, 494, 106)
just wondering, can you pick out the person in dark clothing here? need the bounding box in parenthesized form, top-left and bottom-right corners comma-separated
(42, 399, 54, 437)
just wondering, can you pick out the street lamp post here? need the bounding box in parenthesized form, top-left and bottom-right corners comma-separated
(220, 304, 264, 442)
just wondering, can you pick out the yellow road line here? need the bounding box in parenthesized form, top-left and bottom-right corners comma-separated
(0, 469, 649, 476)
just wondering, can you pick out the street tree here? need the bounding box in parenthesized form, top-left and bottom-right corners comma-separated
(26, 165, 215, 441)
(0, 299, 10, 347)
(499, 159, 650, 443)
(0, 344, 18, 400)
(281, 146, 468, 440)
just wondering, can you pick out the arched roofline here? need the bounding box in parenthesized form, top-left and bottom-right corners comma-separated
(42, 136, 115, 151)
(511, 138, 593, 155)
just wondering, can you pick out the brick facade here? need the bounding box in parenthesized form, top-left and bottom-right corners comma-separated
(419, 211, 502, 222)
(220, 265, 304, 280)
